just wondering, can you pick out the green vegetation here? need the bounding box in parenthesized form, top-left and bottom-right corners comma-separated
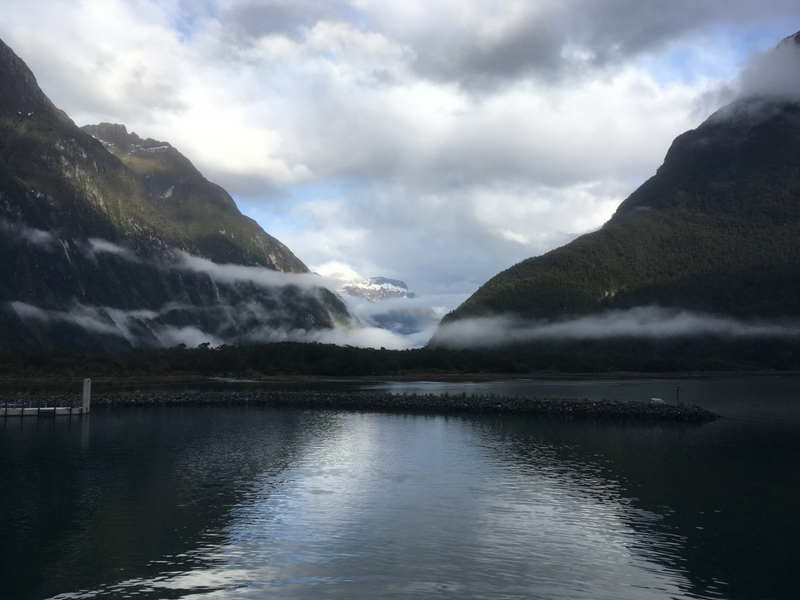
(81, 123, 307, 271)
(1, 337, 799, 379)
(442, 101, 800, 325)
(0, 39, 348, 351)
(1, 40, 308, 272)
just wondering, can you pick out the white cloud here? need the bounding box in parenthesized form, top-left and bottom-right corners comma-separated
(9, 299, 231, 348)
(9, 295, 434, 351)
(0, 220, 59, 249)
(89, 238, 140, 261)
(433, 308, 800, 349)
(739, 33, 800, 101)
(312, 260, 366, 283)
(1, 0, 799, 333)
(252, 321, 431, 350)
(173, 251, 341, 291)
(157, 326, 224, 349)
(10, 301, 156, 342)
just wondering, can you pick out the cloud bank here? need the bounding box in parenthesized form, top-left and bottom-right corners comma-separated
(9, 297, 429, 351)
(433, 307, 800, 349)
(739, 32, 800, 101)
(9, 228, 800, 351)
(7, 229, 434, 349)
(10, 300, 225, 348)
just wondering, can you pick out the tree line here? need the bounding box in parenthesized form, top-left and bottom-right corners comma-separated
(1, 336, 798, 379)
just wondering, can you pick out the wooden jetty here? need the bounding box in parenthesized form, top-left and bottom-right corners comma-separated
(2, 379, 91, 417)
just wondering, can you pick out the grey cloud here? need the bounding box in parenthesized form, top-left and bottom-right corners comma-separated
(9, 295, 427, 350)
(211, 0, 800, 88)
(373, 0, 800, 87)
(10, 300, 226, 348)
(20, 227, 57, 247)
(691, 84, 738, 121)
(10, 301, 156, 342)
(433, 307, 800, 349)
(0, 220, 58, 249)
(156, 326, 224, 348)
(293, 179, 592, 297)
(739, 32, 800, 101)
(174, 251, 341, 291)
(223, 0, 357, 41)
(205, 169, 290, 201)
(429, 13, 568, 87)
(0, 20, 187, 128)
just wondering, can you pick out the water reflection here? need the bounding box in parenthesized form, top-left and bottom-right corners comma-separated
(2, 380, 799, 600)
(0, 408, 345, 600)
(61, 413, 707, 600)
(476, 413, 800, 600)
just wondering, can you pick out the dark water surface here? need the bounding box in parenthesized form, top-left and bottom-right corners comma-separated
(1, 376, 798, 599)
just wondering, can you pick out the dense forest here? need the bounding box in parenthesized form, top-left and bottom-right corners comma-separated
(2, 336, 799, 380)
(441, 100, 800, 326)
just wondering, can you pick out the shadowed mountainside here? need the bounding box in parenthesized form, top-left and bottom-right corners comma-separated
(438, 34, 800, 333)
(0, 38, 350, 351)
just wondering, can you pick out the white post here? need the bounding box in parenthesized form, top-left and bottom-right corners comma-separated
(82, 379, 91, 414)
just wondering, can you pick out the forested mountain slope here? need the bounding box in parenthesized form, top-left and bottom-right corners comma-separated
(0, 38, 349, 351)
(440, 36, 800, 327)
(81, 123, 306, 272)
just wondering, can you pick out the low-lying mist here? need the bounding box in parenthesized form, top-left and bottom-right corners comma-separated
(7, 230, 445, 350)
(13, 228, 800, 353)
(432, 307, 800, 349)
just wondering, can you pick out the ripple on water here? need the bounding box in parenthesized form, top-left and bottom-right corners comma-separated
(20, 409, 744, 600)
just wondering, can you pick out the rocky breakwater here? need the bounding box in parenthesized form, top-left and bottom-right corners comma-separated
(1, 391, 721, 422)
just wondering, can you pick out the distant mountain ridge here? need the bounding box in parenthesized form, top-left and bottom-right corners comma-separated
(332, 274, 438, 335)
(438, 32, 800, 335)
(340, 276, 417, 302)
(0, 37, 349, 351)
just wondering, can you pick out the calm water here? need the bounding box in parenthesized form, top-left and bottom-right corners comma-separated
(1, 376, 799, 600)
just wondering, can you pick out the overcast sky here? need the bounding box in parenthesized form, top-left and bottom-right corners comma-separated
(1, 1, 798, 318)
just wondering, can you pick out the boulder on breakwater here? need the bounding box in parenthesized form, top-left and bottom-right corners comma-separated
(2, 391, 720, 422)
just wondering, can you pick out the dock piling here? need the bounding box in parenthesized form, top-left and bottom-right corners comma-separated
(82, 379, 91, 414)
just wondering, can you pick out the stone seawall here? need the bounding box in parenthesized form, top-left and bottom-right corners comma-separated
(2, 391, 720, 422)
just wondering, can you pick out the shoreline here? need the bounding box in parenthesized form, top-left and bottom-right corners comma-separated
(0, 391, 720, 422)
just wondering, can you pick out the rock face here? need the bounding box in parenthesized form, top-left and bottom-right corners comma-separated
(439, 33, 800, 329)
(0, 38, 350, 351)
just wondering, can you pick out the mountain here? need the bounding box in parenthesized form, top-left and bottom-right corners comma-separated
(340, 276, 417, 302)
(333, 274, 439, 335)
(438, 33, 800, 334)
(80, 123, 306, 272)
(0, 38, 349, 351)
